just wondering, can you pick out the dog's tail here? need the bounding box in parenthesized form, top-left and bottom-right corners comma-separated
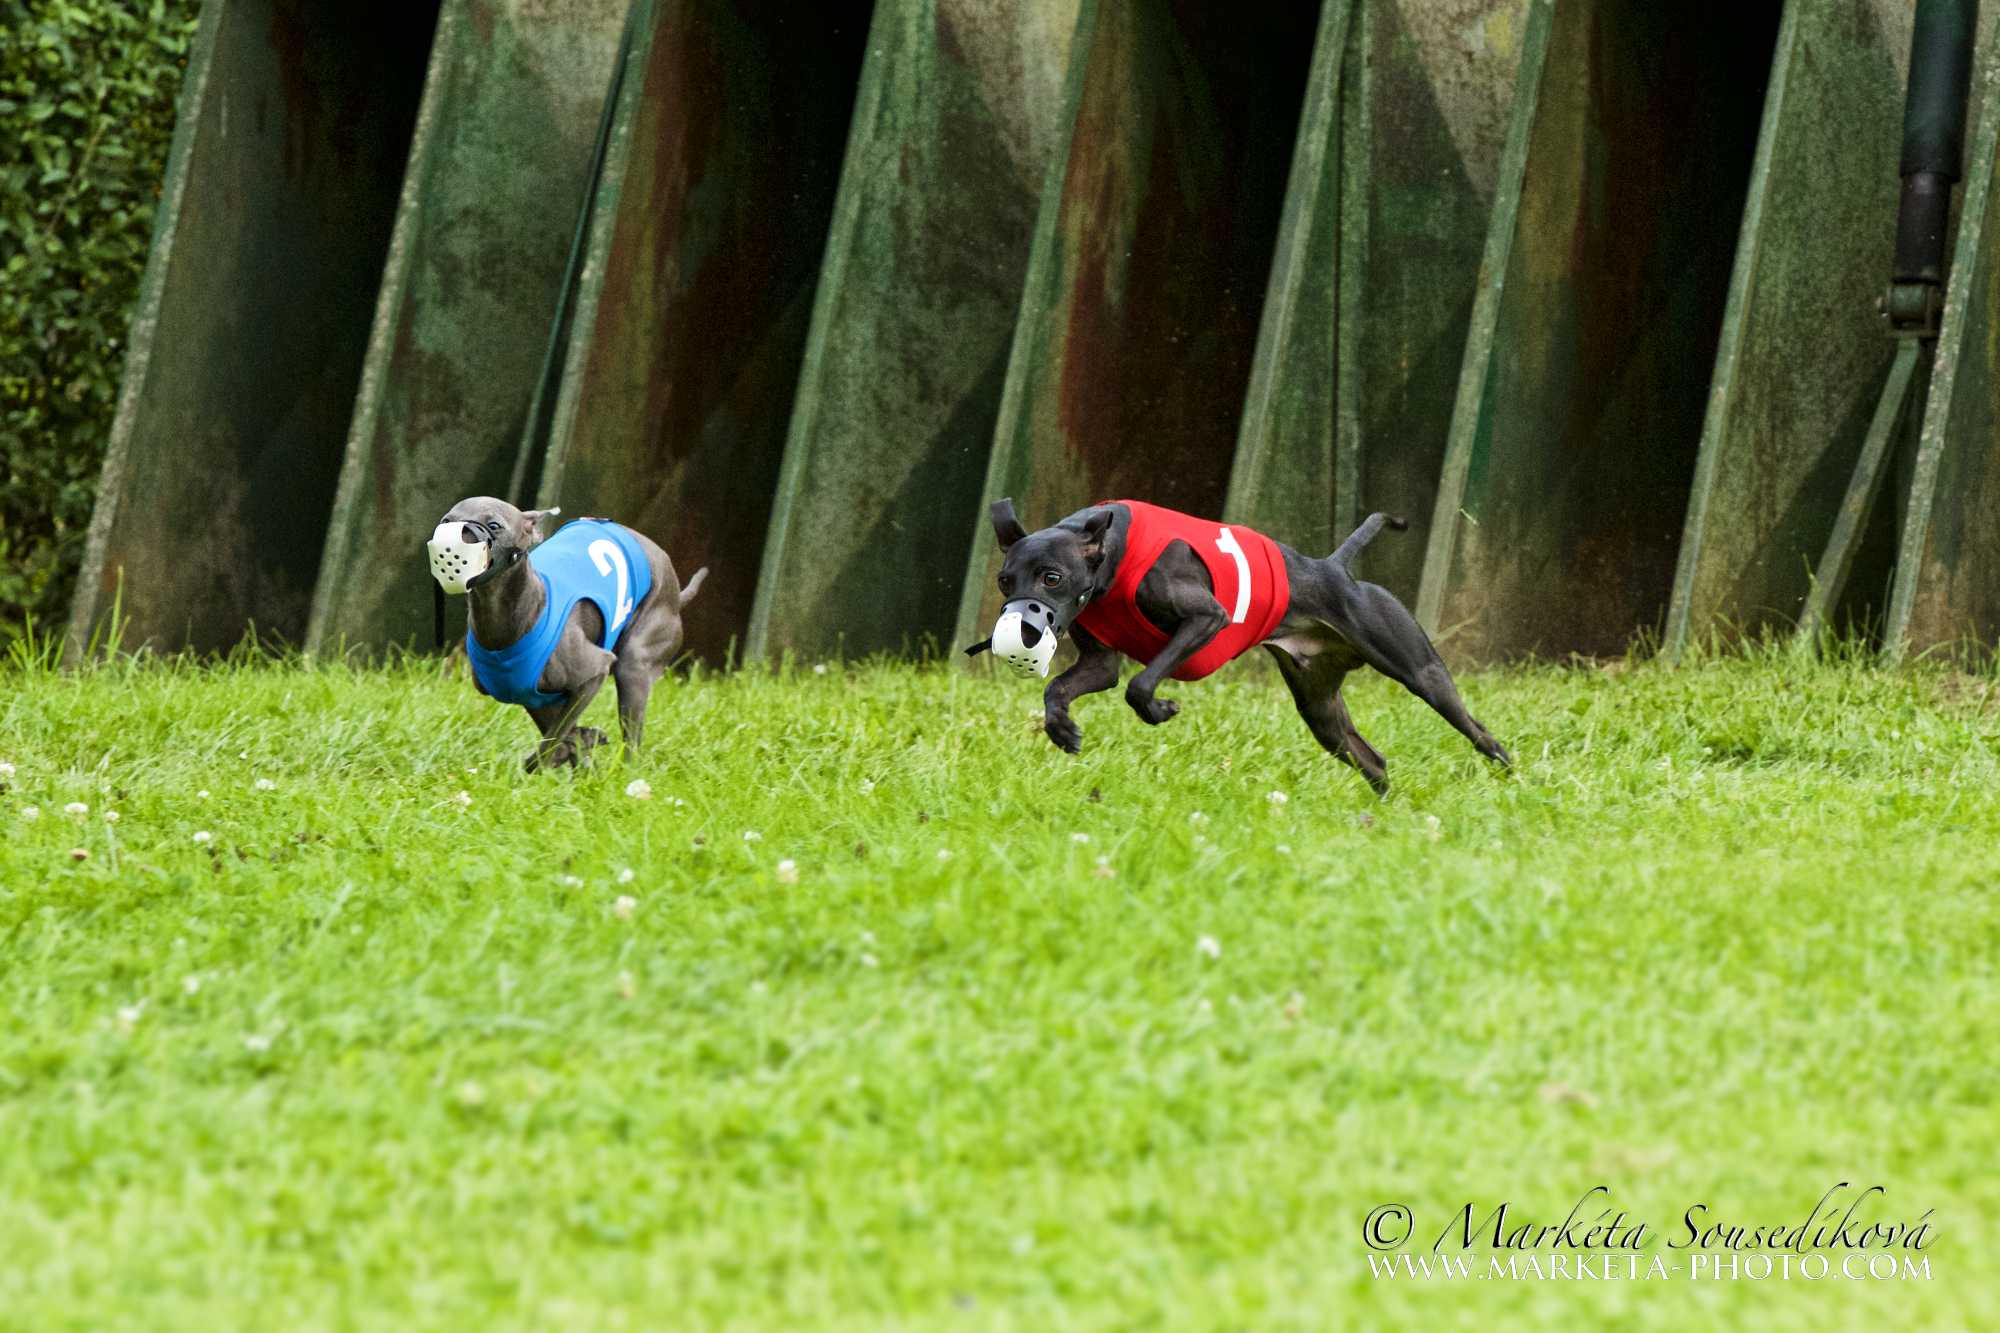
(679, 567, 709, 606)
(1329, 513, 1408, 571)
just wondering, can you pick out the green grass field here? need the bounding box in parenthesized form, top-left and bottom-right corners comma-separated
(0, 643, 1994, 1330)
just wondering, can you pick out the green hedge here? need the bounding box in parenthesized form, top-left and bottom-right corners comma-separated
(0, 0, 199, 638)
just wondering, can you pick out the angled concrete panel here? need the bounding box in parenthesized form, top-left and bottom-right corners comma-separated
(1664, 0, 1919, 658)
(1887, 40, 2000, 661)
(305, 0, 632, 654)
(531, 0, 877, 666)
(1421, 0, 1784, 663)
(1225, 0, 1531, 601)
(66, 0, 439, 659)
(954, 0, 1324, 651)
(743, 0, 1085, 664)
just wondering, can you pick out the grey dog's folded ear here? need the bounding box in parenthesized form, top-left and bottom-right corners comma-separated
(991, 498, 1029, 550)
(521, 506, 560, 544)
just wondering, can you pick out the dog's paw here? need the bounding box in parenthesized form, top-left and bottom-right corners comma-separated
(1128, 692, 1180, 726)
(524, 739, 579, 773)
(1045, 712, 1083, 754)
(576, 726, 607, 755)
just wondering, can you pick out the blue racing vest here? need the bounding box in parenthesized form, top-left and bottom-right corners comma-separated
(467, 518, 655, 709)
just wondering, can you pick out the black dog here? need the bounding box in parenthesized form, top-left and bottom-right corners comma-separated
(969, 499, 1508, 793)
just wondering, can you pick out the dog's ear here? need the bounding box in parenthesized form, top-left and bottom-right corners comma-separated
(991, 498, 1029, 550)
(1079, 506, 1114, 568)
(520, 506, 560, 545)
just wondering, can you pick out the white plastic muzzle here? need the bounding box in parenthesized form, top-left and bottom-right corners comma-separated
(427, 522, 491, 594)
(991, 599, 1059, 678)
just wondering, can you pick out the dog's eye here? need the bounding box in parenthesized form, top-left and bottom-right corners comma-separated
(1042, 572, 1061, 587)
(998, 576, 1013, 594)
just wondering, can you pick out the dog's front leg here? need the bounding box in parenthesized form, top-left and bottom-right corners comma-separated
(1123, 539, 1228, 726)
(524, 643, 615, 771)
(1125, 608, 1226, 725)
(1043, 623, 1120, 754)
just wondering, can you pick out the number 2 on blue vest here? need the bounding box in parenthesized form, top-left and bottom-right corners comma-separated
(589, 539, 633, 635)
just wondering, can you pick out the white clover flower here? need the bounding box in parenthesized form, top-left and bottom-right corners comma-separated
(1188, 811, 1209, 827)
(614, 895, 637, 918)
(936, 849, 953, 862)
(1071, 832, 1091, 845)
(813, 663, 827, 675)
(103, 810, 120, 824)
(860, 953, 880, 969)
(456, 1081, 486, 1108)
(0, 761, 15, 780)
(238, 751, 248, 760)
(192, 831, 212, 844)
(64, 802, 88, 819)
(182, 975, 201, 995)
(559, 874, 583, 889)
(115, 1005, 141, 1031)
(243, 1034, 272, 1052)
(467, 768, 478, 775)
(775, 859, 799, 885)
(18, 806, 37, 821)
(1268, 790, 1288, 807)
(858, 779, 874, 795)
(616, 970, 637, 999)
(254, 778, 276, 792)
(626, 779, 653, 800)
(1196, 935, 1221, 960)
(1196, 998, 1214, 1015)
(1424, 814, 1442, 842)
(197, 790, 210, 800)
(742, 830, 761, 842)
(616, 867, 635, 884)
(452, 791, 472, 807)
(860, 930, 876, 946)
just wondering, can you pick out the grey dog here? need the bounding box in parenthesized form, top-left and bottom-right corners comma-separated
(978, 499, 1509, 793)
(440, 496, 706, 772)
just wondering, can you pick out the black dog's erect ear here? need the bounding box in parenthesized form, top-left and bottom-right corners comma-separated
(1079, 506, 1114, 565)
(991, 498, 1029, 550)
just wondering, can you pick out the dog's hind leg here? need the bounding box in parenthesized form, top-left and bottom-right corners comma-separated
(1265, 642, 1390, 795)
(611, 656, 664, 757)
(607, 596, 682, 757)
(1331, 582, 1509, 767)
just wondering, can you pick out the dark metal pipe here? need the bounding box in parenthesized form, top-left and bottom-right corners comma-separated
(1893, 0, 1977, 287)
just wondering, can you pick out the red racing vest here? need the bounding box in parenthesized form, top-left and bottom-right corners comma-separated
(1075, 500, 1290, 681)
